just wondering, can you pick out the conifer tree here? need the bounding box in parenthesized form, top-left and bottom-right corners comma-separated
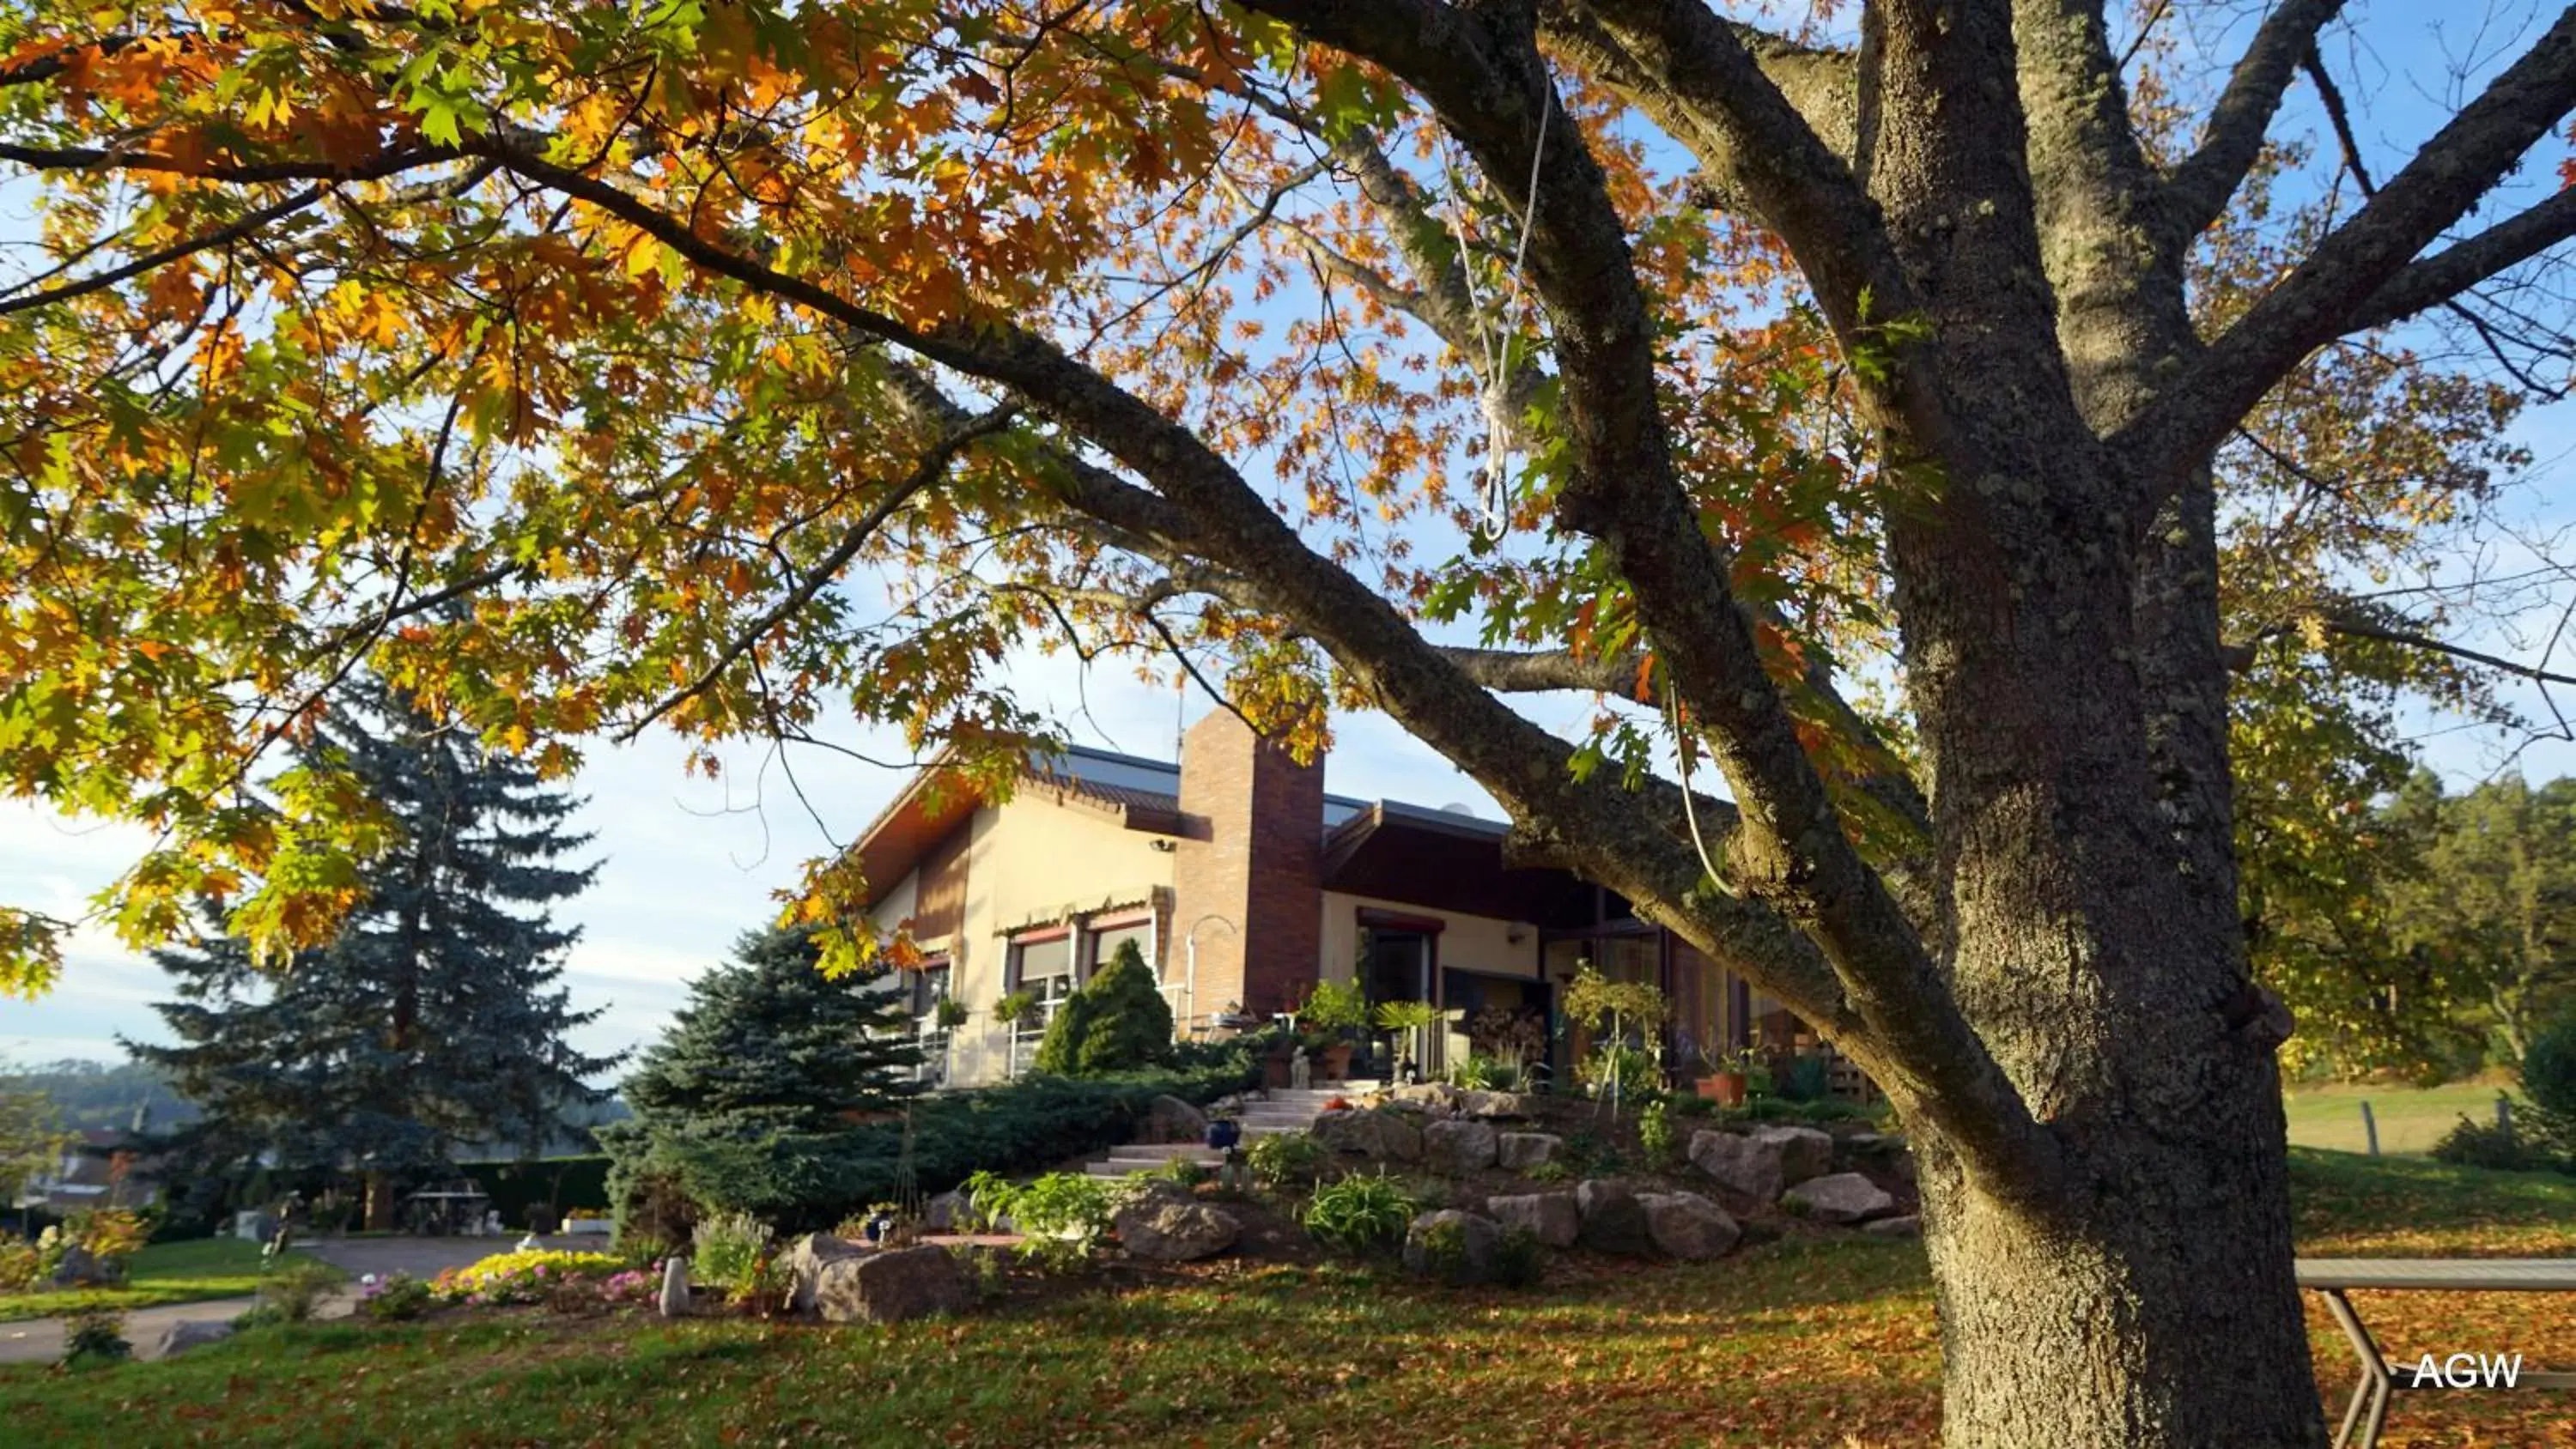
(132, 676, 617, 1227)
(602, 925, 920, 1228)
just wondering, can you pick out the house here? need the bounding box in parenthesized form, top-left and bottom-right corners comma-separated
(13, 1128, 160, 1216)
(856, 710, 1814, 1088)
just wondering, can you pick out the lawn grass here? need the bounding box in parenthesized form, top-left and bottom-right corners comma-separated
(0, 1238, 336, 1324)
(0, 1155, 2567, 1447)
(2283, 1079, 2519, 1156)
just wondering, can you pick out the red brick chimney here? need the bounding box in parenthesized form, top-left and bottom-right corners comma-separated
(1170, 709, 1324, 1030)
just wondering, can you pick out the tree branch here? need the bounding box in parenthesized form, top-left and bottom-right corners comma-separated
(2117, 3, 2576, 492)
(613, 405, 1021, 743)
(2157, 0, 2350, 250)
(2347, 186, 2576, 333)
(1247, 0, 2060, 1206)
(0, 186, 325, 318)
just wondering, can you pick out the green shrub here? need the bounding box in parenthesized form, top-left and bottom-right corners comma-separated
(59, 1310, 129, 1367)
(690, 1211, 774, 1300)
(1245, 1131, 1327, 1187)
(1411, 1216, 1475, 1285)
(1778, 1054, 1832, 1102)
(360, 1271, 435, 1322)
(1671, 1094, 1716, 1118)
(258, 1259, 344, 1322)
(1492, 1228, 1546, 1289)
(1523, 1159, 1574, 1185)
(1303, 1173, 1417, 1255)
(607, 1053, 1257, 1233)
(962, 1171, 1118, 1269)
(1033, 941, 1174, 1076)
(2525, 1016, 2576, 1153)
(1145, 1156, 1212, 1189)
(2430, 1116, 2552, 1172)
(1637, 1100, 1675, 1161)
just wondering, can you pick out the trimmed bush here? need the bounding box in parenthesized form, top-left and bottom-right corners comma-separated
(1034, 941, 1175, 1076)
(608, 1054, 1257, 1233)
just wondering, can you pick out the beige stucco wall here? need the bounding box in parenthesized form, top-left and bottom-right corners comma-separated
(939, 794, 1176, 1086)
(1315, 892, 1541, 986)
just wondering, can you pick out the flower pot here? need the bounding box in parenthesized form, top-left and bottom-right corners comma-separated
(1318, 1041, 1355, 1083)
(1697, 1072, 1747, 1106)
(1262, 1042, 1297, 1089)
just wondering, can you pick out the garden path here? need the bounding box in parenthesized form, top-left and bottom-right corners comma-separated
(0, 1234, 585, 1364)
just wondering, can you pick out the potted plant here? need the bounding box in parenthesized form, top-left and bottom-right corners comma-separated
(1299, 979, 1369, 1082)
(1375, 999, 1442, 1083)
(933, 997, 971, 1033)
(1696, 1045, 1755, 1106)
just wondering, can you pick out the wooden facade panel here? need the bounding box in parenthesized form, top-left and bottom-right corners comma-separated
(914, 827, 969, 940)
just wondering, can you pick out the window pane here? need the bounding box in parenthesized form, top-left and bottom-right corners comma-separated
(1012, 934, 1072, 989)
(1088, 924, 1151, 976)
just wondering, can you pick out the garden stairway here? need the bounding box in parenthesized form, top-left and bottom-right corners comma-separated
(1083, 1082, 1383, 1177)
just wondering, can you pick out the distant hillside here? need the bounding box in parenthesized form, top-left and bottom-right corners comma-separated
(6, 1058, 201, 1132)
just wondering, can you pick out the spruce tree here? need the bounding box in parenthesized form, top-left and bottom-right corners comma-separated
(604, 925, 920, 1228)
(1033, 939, 1172, 1076)
(131, 676, 618, 1226)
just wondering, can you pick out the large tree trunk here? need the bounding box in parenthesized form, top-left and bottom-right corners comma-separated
(1919, 1095, 2318, 1444)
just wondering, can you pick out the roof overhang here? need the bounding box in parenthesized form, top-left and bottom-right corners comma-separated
(1319, 803, 1598, 928)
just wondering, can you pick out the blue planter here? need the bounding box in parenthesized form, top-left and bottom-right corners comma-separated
(1204, 1120, 1242, 1151)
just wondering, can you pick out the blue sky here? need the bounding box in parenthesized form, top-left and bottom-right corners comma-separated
(9, 0, 2576, 1071)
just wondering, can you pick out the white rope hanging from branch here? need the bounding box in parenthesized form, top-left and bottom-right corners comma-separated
(1450, 94, 1552, 546)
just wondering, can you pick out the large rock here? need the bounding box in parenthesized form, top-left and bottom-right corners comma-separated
(1783, 1172, 1898, 1224)
(923, 1190, 966, 1232)
(811, 1244, 973, 1325)
(1113, 1197, 1241, 1262)
(148, 1319, 234, 1359)
(782, 1232, 872, 1313)
(1574, 1179, 1655, 1256)
(1311, 1106, 1424, 1162)
(1391, 1082, 1463, 1112)
(1422, 1118, 1499, 1173)
(1459, 1090, 1537, 1120)
(1496, 1131, 1563, 1172)
(1401, 1210, 1502, 1284)
(1638, 1191, 1742, 1260)
(1689, 1129, 1785, 1203)
(1144, 1094, 1210, 1144)
(659, 1256, 691, 1317)
(1753, 1125, 1835, 1186)
(1862, 1215, 1923, 1240)
(48, 1245, 118, 1288)
(1486, 1191, 1580, 1248)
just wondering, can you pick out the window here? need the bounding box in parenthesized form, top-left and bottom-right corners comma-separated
(908, 963, 952, 1029)
(1084, 916, 1152, 978)
(1007, 931, 1075, 1022)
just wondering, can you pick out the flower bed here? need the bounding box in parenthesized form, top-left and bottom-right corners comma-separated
(429, 1249, 629, 1307)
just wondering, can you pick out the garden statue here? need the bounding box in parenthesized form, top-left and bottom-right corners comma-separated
(658, 1256, 690, 1318)
(1290, 1046, 1311, 1090)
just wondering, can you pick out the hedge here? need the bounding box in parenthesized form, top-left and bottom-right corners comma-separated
(465, 1156, 615, 1229)
(606, 1052, 1258, 1237)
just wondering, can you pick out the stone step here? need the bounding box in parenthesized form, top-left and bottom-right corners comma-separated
(1103, 1142, 1219, 1161)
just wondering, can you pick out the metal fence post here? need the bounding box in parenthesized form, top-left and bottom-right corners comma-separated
(2360, 1099, 2379, 1157)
